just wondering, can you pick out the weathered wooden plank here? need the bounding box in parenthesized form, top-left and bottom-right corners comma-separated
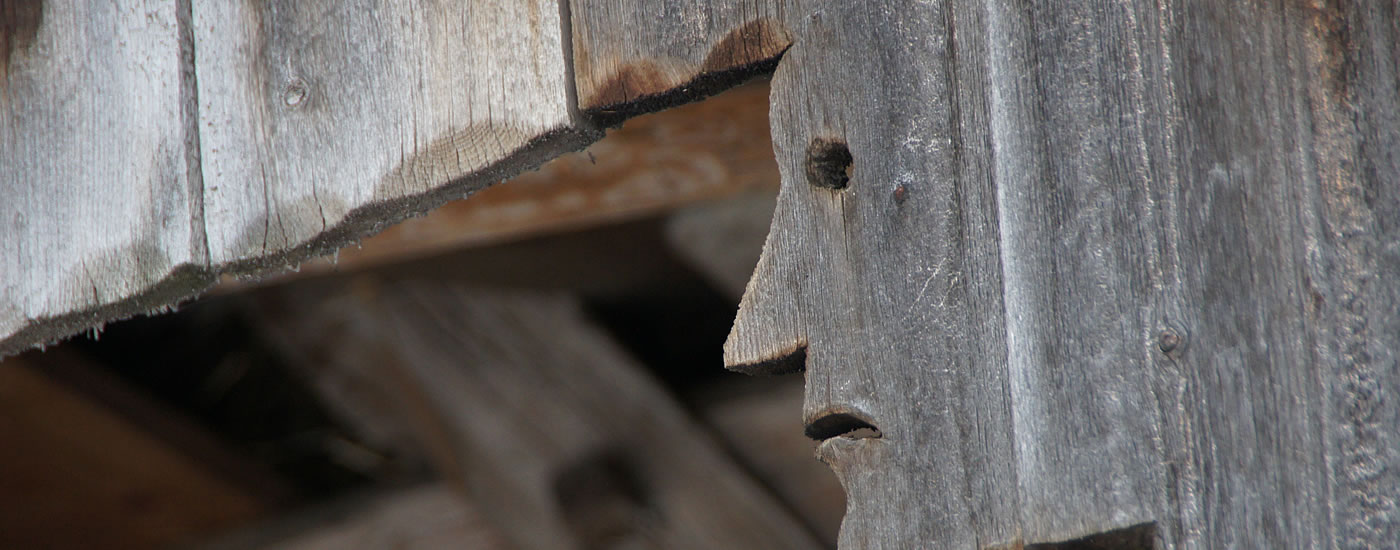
(0, 0, 211, 355)
(2, 0, 599, 357)
(1154, 3, 1400, 547)
(216, 80, 777, 291)
(1307, 5, 1400, 548)
(569, 0, 789, 123)
(720, 3, 1022, 548)
(254, 281, 822, 550)
(982, 0, 1174, 542)
(573, 0, 1400, 548)
(193, 0, 594, 273)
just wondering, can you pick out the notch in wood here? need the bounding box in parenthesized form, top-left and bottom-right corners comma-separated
(805, 412, 880, 441)
(1024, 522, 1157, 550)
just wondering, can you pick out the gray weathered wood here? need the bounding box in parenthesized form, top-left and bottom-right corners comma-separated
(255, 281, 822, 550)
(193, 0, 594, 272)
(576, 0, 1400, 548)
(0, 0, 211, 354)
(568, 0, 789, 122)
(2, 0, 596, 356)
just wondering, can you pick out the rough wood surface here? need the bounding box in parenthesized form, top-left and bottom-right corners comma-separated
(255, 281, 822, 550)
(1, 0, 595, 356)
(575, 0, 1400, 547)
(216, 80, 777, 291)
(569, 0, 789, 123)
(193, 0, 592, 272)
(0, 0, 210, 356)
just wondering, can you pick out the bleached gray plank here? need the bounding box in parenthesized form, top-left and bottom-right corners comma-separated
(0, 1, 210, 355)
(194, 0, 595, 272)
(2, 0, 597, 356)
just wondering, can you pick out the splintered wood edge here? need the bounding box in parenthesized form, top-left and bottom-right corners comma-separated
(570, 6, 791, 126)
(1, 1, 792, 358)
(0, 127, 596, 359)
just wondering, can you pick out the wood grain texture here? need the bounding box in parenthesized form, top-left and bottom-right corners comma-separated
(215, 80, 777, 291)
(569, 0, 789, 123)
(565, 0, 1400, 547)
(2, 0, 598, 356)
(0, 0, 211, 355)
(723, 3, 1022, 547)
(255, 281, 822, 550)
(194, 0, 594, 272)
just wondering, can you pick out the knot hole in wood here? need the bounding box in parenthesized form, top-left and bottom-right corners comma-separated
(805, 138, 853, 190)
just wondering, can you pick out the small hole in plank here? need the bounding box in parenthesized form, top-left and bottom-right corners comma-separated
(805, 412, 881, 441)
(553, 450, 655, 549)
(806, 138, 854, 190)
(1024, 522, 1158, 550)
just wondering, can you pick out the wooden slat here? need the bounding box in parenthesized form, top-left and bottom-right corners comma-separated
(0, 357, 263, 549)
(193, 0, 593, 272)
(255, 281, 822, 550)
(568, 0, 788, 123)
(0, 0, 210, 355)
(2, 0, 596, 357)
(217, 80, 777, 290)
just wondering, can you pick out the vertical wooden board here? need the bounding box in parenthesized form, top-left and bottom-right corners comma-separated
(1102, 2, 1400, 547)
(569, 0, 789, 122)
(982, 0, 1173, 542)
(1266, 2, 1399, 547)
(708, 1, 1400, 548)
(0, 0, 210, 355)
(194, 0, 594, 272)
(724, 2, 1021, 548)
